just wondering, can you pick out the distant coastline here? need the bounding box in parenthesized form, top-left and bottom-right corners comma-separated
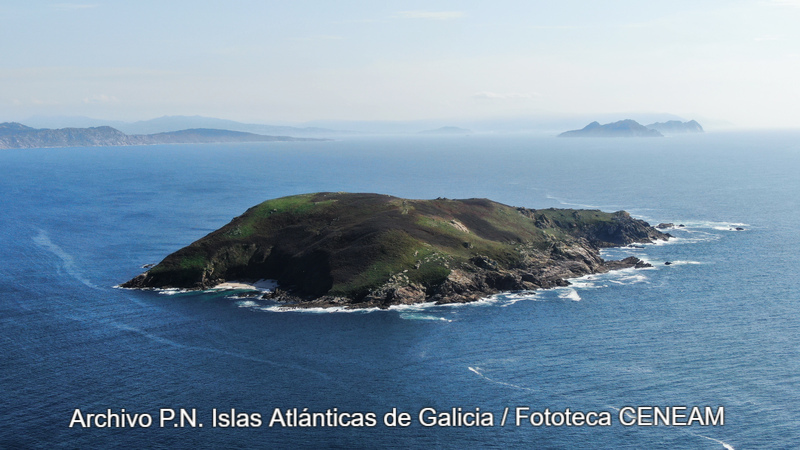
(418, 126, 472, 135)
(0, 122, 326, 150)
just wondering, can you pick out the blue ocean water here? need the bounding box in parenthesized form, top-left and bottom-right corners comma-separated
(1, 132, 799, 448)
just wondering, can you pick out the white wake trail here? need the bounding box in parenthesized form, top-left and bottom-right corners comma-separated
(32, 229, 99, 290)
(468, 366, 535, 392)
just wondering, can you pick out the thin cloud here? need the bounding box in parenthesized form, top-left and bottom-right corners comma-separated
(393, 11, 465, 20)
(288, 35, 345, 42)
(82, 94, 118, 104)
(53, 4, 100, 10)
(332, 19, 380, 24)
(472, 92, 542, 100)
(754, 35, 783, 41)
(31, 98, 60, 105)
(768, 0, 800, 6)
(0, 67, 179, 79)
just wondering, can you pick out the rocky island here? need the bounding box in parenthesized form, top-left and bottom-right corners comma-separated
(419, 126, 472, 135)
(645, 120, 704, 135)
(558, 119, 704, 137)
(122, 193, 669, 308)
(558, 120, 663, 137)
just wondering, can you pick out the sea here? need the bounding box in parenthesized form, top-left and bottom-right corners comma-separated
(1, 131, 799, 448)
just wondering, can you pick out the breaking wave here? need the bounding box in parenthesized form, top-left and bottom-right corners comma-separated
(557, 288, 582, 301)
(399, 313, 452, 322)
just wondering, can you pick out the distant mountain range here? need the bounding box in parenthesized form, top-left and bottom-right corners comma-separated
(117, 116, 346, 136)
(558, 119, 704, 137)
(20, 115, 348, 137)
(0, 122, 325, 149)
(9, 114, 716, 140)
(418, 126, 472, 135)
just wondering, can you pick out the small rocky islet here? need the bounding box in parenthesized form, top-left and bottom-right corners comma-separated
(122, 192, 670, 308)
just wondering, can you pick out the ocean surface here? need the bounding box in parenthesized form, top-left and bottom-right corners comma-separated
(1, 132, 799, 448)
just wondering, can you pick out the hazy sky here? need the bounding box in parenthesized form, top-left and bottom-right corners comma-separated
(2, 1, 799, 127)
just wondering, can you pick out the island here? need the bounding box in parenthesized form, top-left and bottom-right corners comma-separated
(122, 193, 669, 308)
(0, 122, 324, 149)
(645, 120, 704, 134)
(418, 126, 472, 135)
(558, 120, 663, 137)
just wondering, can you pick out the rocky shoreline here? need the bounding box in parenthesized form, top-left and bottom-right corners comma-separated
(256, 254, 653, 309)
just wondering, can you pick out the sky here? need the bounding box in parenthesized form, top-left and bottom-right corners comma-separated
(1, 0, 799, 128)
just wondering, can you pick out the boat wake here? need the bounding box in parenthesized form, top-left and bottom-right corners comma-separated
(110, 321, 333, 380)
(32, 228, 99, 290)
(607, 406, 735, 449)
(467, 366, 535, 392)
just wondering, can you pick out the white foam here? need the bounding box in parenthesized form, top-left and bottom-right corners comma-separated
(608, 273, 649, 285)
(645, 238, 673, 246)
(212, 279, 278, 292)
(235, 300, 261, 308)
(569, 276, 600, 289)
(660, 220, 749, 231)
(649, 230, 720, 245)
(156, 287, 192, 295)
(712, 226, 747, 232)
(499, 292, 542, 307)
(697, 220, 748, 229)
(558, 288, 581, 301)
(399, 313, 452, 322)
(227, 296, 449, 314)
(254, 304, 382, 314)
(388, 301, 439, 311)
(114, 285, 194, 295)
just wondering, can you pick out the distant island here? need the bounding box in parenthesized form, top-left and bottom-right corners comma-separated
(558, 119, 704, 138)
(122, 192, 669, 308)
(558, 120, 663, 137)
(21, 115, 347, 136)
(419, 126, 472, 135)
(0, 122, 324, 149)
(645, 120, 704, 134)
